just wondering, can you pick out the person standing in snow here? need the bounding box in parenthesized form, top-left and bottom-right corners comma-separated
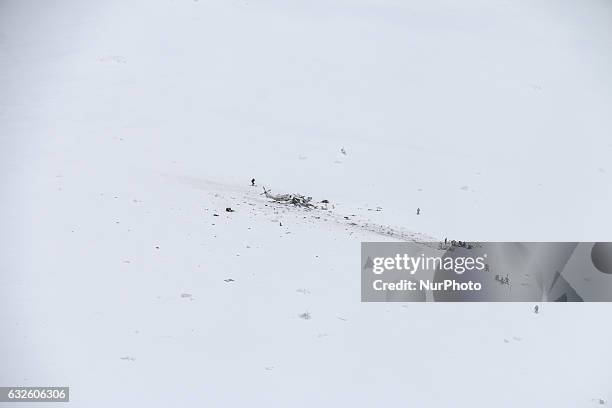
(416, 208, 421, 215)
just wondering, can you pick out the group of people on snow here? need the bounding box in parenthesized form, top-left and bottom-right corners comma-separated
(442, 238, 473, 250)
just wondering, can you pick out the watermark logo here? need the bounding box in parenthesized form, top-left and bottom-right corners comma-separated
(361, 242, 612, 302)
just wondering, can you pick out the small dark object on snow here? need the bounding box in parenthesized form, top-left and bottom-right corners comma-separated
(416, 207, 421, 215)
(225, 207, 234, 212)
(251, 178, 255, 186)
(224, 278, 235, 283)
(279, 222, 282, 226)
(321, 199, 329, 204)
(495, 274, 510, 285)
(213, 213, 219, 217)
(344, 216, 349, 220)
(534, 305, 539, 314)
(299, 311, 311, 320)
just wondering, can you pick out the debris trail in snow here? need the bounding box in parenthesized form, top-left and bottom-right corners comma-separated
(182, 177, 438, 245)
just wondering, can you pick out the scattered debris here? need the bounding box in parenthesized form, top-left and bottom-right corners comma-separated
(262, 187, 316, 209)
(225, 207, 234, 212)
(298, 311, 311, 320)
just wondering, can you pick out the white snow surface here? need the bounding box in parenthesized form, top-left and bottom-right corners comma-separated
(1, 0, 611, 406)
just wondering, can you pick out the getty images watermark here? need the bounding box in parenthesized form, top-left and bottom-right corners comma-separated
(371, 252, 488, 292)
(361, 242, 612, 302)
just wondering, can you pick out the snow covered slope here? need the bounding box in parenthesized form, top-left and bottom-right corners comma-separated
(1, 0, 611, 406)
